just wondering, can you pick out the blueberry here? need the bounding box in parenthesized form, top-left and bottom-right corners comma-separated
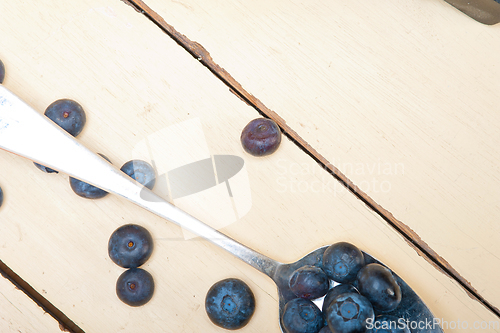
(241, 118, 281, 157)
(205, 278, 255, 330)
(108, 224, 153, 268)
(325, 292, 374, 333)
(369, 315, 410, 333)
(322, 284, 358, 313)
(0, 185, 4, 208)
(281, 298, 324, 333)
(318, 326, 332, 333)
(356, 263, 401, 313)
(33, 162, 58, 174)
(0, 59, 5, 84)
(116, 268, 155, 307)
(44, 99, 86, 137)
(69, 153, 110, 199)
(120, 160, 156, 190)
(289, 265, 329, 300)
(322, 242, 365, 283)
(35, 99, 86, 173)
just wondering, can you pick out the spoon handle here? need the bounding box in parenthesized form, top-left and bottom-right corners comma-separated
(0, 85, 280, 278)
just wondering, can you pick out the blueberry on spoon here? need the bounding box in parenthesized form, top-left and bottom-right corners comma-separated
(322, 242, 365, 283)
(325, 292, 374, 333)
(322, 284, 358, 313)
(371, 315, 410, 333)
(356, 263, 402, 313)
(289, 265, 329, 300)
(281, 298, 324, 333)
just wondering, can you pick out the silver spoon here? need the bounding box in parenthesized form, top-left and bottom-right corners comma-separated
(0, 85, 442, 332)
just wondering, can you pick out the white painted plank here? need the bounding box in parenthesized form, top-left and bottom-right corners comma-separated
(142, 0, 500, 310)
(0, 275, 61, 333)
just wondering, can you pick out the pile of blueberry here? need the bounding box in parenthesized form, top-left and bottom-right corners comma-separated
(282, 242, 408, 333)
(108, 224, 155, 306)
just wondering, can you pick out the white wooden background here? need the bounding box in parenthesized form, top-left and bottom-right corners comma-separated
(0, 0, 499, 332)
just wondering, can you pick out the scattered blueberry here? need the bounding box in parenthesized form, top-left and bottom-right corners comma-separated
(322, 284, 358, 313)
(69, 153, 110, 199)
(322, 242, 365, 283)
(281, 298, 324, 333)
(44, 99, 86, 137)
(120, 160, 156, 190)
(35, 98, 86, 173)
(108, 224, 154, 268)
(357, 263, 401, 313)
(241, 118, 281, 157)
(33, 162, 58, 174)
(325, 292, 374, 333)
(0, 185, 4, 208)
(370, 315, 410, 333)
(289, 265, 329, 300)
(205, 278, 255, 330)
(0, 59, 5, 84)
(116, 268, 155, 307)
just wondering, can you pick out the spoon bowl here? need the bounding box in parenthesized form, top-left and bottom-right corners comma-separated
(272, 246, 443, 333)
(0, 86, 442, 332)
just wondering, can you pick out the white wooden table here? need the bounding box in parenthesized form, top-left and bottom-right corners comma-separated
(0, 0, 499, 332)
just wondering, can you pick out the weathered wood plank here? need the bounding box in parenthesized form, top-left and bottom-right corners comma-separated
(0, 273, 62, 333)
(137, 0, 500, 313)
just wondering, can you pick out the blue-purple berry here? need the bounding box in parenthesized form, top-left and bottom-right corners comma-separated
(241, 118, 281, 157)
(0, 185, 4, 208)
(116, 268, 155, 307)
(69, 153, 110, 199)
(281, 298, 324, 333)
(120, 160, 156, 190)
(108, 224, 154, 268)
(322, 284, 358, 313)
(325, 292, 374, 333)
(356, 263, 401, 313)
(44, 99, 86, 137)
(323, 242, 365, 283)
(289, 265, 329, 300)
(205, 278, 255, 330)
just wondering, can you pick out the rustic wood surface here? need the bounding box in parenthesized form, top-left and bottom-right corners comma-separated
(139, 0, 500, 312)
(0, 0, 498, 332)
(0, 275, 61, 332)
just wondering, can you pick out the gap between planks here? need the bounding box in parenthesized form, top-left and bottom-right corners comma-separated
(0, 259, 84, 333)
(123, 0, 500, 318)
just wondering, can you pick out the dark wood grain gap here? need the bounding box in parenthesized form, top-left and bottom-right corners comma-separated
(0, 259, 84, 333)
(122, 0, 500, 318)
